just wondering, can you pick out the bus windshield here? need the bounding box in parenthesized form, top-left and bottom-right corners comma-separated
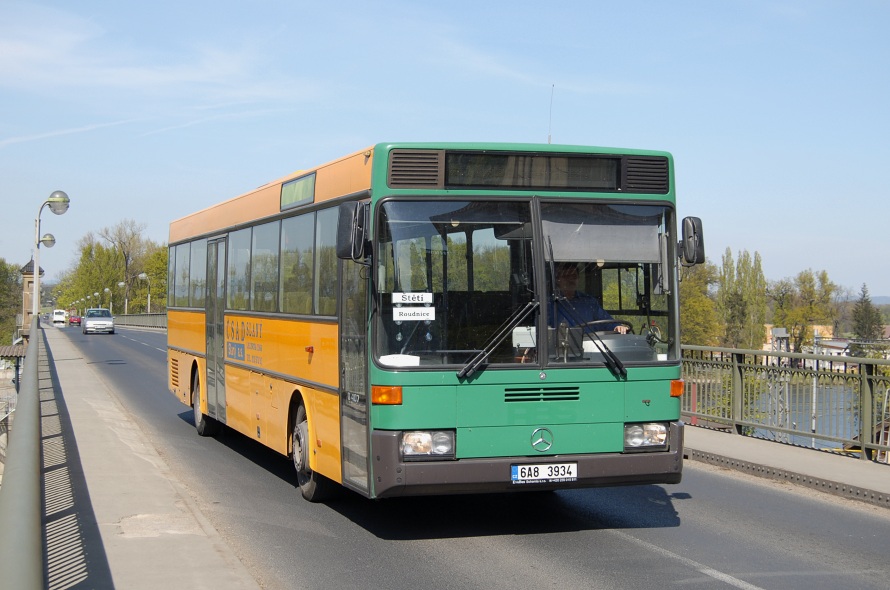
(374, 199, 678, 369)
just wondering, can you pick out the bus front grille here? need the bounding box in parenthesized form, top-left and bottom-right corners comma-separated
(504, 386, 580, 402)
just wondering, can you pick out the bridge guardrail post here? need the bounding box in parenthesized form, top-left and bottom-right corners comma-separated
(732, 351, 744, 435)
(860, 363, 874, 461)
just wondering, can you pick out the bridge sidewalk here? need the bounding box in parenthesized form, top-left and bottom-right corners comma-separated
(684, 425, 890, 509)
(41, 327, 260, 589)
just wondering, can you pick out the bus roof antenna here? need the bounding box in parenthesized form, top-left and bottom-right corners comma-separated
(548, 84, 555, 144)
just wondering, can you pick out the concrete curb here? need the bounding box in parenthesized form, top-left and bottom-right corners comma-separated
(684, 426, 890, 510)
(686, 447, 890, 509)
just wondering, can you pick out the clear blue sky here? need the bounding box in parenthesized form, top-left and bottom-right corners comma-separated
(2, 1, 889, 297)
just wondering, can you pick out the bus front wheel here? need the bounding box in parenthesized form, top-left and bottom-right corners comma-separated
(192, 373, 220, 437)
(292, 404, 334, 502)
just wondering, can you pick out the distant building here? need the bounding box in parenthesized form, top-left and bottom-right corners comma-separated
(18, 259, 43, 344)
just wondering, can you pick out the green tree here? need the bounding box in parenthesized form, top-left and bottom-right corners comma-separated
(98, 219, 146, 278)
(737, 251, 768, 348)
(0, 258, 23, 344)
(770, 269, 836, 353)
(850, 283, 884, 357)
(716, 248, 768, 348)
(679, 261, 720, 346)
(53, 220, 168, 314)
(54, 234, 123, 312)
(133, 244, 168, 313)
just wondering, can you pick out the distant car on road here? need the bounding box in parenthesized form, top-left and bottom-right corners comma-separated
(82, 308, 115, 335)
(69, 314, 82, 326)
(52, 309, 67, 326)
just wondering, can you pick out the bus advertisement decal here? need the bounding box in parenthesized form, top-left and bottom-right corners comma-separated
(227, 342, 246, 361)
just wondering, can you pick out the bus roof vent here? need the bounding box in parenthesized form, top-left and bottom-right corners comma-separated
(388, 149, 444, 189)
(624, 156, 669, 194)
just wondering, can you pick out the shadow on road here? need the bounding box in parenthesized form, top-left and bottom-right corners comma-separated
(328, 482, 683, 540)
(175, 411, 685, 542)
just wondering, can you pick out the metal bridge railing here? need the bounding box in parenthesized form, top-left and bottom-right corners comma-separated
(113, 312, 167, 329)
(682, 345, 890, 463)
(0, 318, 44, 589)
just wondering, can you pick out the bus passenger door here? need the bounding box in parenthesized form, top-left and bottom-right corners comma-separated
(339, 259, 369, 494)
(205, 238, 227, 422)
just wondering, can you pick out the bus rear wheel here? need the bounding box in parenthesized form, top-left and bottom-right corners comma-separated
(192, 373, 220, 437)
(292, 404, 334, 502)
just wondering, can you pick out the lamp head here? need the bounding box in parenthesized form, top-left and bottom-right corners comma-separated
(47, 190, 70, 215)
(39, 233, 56, 248)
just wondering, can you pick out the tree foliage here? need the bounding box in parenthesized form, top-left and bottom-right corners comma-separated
(52, 220, 167, 315)
(679, 262, 721, 346)
(850, 284, 885, 357)
(0, 258, 23, 344)
(769, 269, 836, 353)
(716, 248, 768, 348)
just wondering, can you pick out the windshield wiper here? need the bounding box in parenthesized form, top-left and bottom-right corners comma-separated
(546, 237, 626, 379)
(552, 297, 627, 379)
(457, 300, 539, 380)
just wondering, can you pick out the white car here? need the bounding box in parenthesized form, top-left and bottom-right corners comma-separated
(52, 309, 67, 326)
(82, 308, 115, 335)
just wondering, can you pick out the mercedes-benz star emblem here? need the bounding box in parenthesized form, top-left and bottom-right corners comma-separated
(531, 427, 553, 452)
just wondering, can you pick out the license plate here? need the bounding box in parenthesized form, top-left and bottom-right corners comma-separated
(511, 462, 577, 484)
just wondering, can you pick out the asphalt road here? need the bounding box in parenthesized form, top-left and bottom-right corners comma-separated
(63, 326, 890, 590)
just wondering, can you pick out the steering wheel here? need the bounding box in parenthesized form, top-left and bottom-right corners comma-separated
(644, 323, 667, 344)
(580, 319, 634, 334)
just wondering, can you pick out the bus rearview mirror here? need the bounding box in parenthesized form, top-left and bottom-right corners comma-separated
(336, 201, 370, 261)
(680, 216, 705, 265)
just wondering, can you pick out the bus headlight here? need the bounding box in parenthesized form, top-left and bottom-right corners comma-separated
(624, 423, 668, 451)
(401, 430, 455, 460)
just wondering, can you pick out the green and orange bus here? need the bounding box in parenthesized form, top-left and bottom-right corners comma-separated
(167, 142, 705, 501)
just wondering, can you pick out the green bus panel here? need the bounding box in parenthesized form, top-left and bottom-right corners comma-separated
(373, 384, 459, 430)
(369, 365, 682, 431)
(456, 422, 625, 458)
(624, 380, 682, 422)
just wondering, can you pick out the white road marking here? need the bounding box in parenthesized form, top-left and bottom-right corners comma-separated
(610, 529, 766, 590)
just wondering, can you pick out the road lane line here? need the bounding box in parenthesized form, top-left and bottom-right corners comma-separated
(610, 529, 766, 590)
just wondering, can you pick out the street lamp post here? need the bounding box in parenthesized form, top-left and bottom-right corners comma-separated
(32, 191, 70, 318)
(138, 272, 152, 313)
(118, 281, 127, 315)
(104, 287, 113, 315)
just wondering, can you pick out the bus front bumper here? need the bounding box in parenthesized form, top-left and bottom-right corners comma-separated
(370, 421, 683, 499)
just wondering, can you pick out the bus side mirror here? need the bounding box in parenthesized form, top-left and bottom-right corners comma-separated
(336, 201, 370, 262)
(680, 216, 705, 265)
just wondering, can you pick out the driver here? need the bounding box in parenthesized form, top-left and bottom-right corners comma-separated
(553, 262, 628, 334)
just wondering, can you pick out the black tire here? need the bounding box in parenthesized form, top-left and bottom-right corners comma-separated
(192, 372, 220, 437)
(292, 404, 335, 502)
